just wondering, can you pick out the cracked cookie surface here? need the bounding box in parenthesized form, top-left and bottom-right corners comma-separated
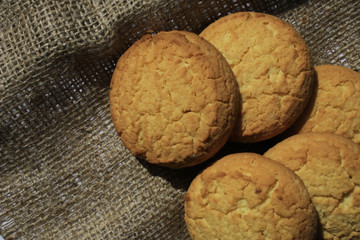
(289, 65, 360, 144)
(200, 12, 314, 143)
(110, 30, 240, 168)
(264, 133, 360, 240)
(184, 153, 318, 239)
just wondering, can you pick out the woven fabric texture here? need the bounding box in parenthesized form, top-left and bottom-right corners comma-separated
(1, 0, 359, 239)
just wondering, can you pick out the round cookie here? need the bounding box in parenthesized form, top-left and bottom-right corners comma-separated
(110, 30, 240, 168)
(184, 153, 318, 240)
(288, 65, 360, 144)
(200, 12, 314, 143)
(264, 133, 360, 239)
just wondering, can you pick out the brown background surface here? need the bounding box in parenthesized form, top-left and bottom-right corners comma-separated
(1, 0, 359, 239)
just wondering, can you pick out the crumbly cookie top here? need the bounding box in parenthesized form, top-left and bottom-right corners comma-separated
(200, 12, 314, 142)
(296, 65, 360, 143)
(185, 153, 318, 239)
(110, 30, 240, 168)
(264, 132, 360, 239)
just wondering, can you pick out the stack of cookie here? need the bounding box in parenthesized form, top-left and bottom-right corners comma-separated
(110, 11, 359, 240)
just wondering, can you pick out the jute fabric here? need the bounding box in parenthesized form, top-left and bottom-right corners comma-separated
(1, 0, 359, 239)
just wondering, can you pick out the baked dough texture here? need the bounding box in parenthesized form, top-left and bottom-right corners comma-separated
(264, 133, 360, 240)
(110, 30, 240, 168)
(184, 153, 318, 240)
(200, 12, 314, 143)
(289, 65, 360, 144)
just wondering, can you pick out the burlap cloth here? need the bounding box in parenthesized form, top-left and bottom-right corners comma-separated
(1, 0, 359, 239)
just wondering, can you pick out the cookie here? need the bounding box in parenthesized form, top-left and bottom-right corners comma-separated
(288, 65, 360, 144)
(264, 133, 360, 239)
(200, 12, 314, 143)
(184, 153, 318, 239)
(110, 30, 240, 168)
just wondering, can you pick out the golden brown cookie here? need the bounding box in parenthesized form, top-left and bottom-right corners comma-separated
(264, 132, 360, 239)
(288, 65, 360, 144)
(110, 30, 240, 168)
(200, 12, 314, 143)
(184, 153, 318, 239)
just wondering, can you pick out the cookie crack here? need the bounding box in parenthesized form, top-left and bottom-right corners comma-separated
(252, 180, 279, 211)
